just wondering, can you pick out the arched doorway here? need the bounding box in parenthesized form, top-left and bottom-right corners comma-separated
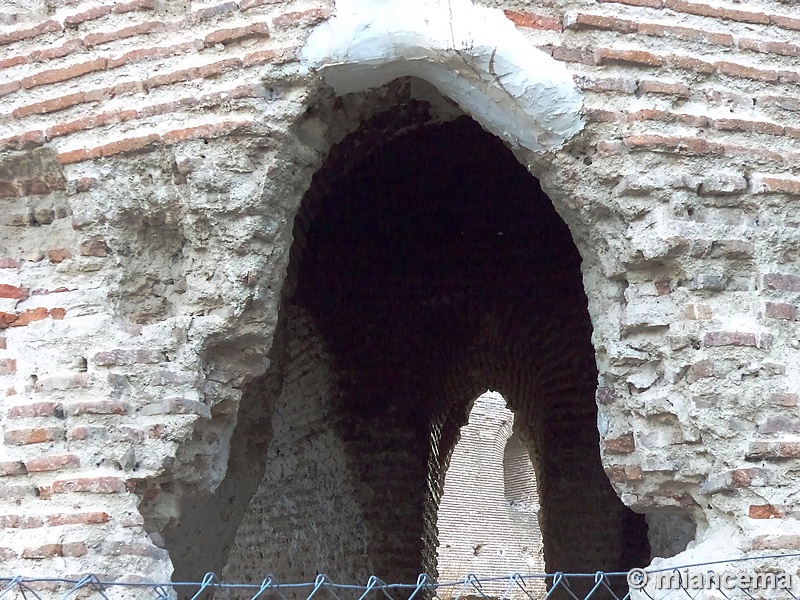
(221, 100, 651, 585)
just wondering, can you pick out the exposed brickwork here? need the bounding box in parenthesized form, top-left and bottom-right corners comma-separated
(0, 0, 798, 585)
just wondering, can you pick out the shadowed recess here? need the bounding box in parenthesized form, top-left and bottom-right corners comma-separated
(221, 110, 650, 592)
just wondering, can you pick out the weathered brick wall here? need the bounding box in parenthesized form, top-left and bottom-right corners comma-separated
(436, 392, 546, 596)
(0, 0, 798, 586)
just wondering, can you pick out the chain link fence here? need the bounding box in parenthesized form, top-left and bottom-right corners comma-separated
(3, 555, 800, 600)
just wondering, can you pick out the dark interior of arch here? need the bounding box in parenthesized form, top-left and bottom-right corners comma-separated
(277, 108, 650, 581)
(215, 101, 651, 592)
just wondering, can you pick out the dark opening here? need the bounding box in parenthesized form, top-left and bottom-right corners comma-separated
(221, 106, 650, 588)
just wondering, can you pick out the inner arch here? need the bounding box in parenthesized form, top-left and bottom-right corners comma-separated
(222, 107, 650, 584)
(436, 391, 545, 597)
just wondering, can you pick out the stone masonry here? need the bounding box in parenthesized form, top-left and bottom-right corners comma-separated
(0, 0, 799, 592)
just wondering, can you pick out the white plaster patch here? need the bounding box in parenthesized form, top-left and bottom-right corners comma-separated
(300, 0, 584, 152)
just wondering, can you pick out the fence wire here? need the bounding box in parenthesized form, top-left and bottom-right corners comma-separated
(3, 554, 800, 600)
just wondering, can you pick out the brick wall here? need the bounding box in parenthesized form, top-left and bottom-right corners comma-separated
(436, 392, 546, 597)
(0, 0, 799, 585)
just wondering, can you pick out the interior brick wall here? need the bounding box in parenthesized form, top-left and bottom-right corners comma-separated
(436, 391, 546, 598)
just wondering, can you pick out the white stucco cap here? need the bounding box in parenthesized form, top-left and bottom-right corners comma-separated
(300, 0, 584, 153)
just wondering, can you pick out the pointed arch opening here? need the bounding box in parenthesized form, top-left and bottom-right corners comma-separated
(217, 90, 650, 588)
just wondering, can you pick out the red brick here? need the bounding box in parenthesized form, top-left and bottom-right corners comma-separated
(766, 302, 799, 321)
(22, 543, 63, 559)
(0, 359, 15, 376)
(48, 110, 137, 139)
(84, 21, 162, 47)
(0, 313, 16, 328)
(605, 464, 643, 482)
(584, 108, 621, 123)
(764, 273, 800, 292)
(716, 60, 778, 82)
(30, 39, 85, 62)
(664, 0, 770, 25)
(10, 307, 49, 327)
(162, 120, 252, 144)
(552, 45, 594, 64)
(58, 149, 91, 165)
(564, 13, 637, 32)
(46, 511, 110, 526)
(243, 48, 285, 67)
(0, 80, 21, 97)
(49, 307, 66, 320)
(746, 442, 800, 460)
(106, 40, 201, 69)
(624, 134, 724, 155)
(772, 15, 800, 31)
(0, 20, 61, 46)
(92, 134, 160, 159)
(204, 22, 270, 46)
(668, 54, 715, 73)
(21, 58, 108, 90)
(0, 130, 47, 151)
(12, 92, 90, 118)
(731, 469, 754, 487)
(0, 461, 26, 476)
(192, 1, 238, 20)
(704, 331, 772, 349)
(0, 514, 43, 528)
(754, 175, 800, 195)
(750, 504, 781, 519)
(7, 402, 62, 418)
(604, 433, 635, 454)
(64, 5, 112, 26)
(638, 22, 732, 45)
(272, 8, 333, 29)
(0, 284, 28, 300)
(51, 476, 126, 494)
(739, 37, 800, 57)
(637, 79, 691, 97)
(595, 47, 664, 67)
(0, 55, 27, 69)
(626, 108, 673, 122)
(64, 401, 130, 416)
(25, 454, 80, 473)
(0, 337, 4, 349)
(771, 393, 799, 407)
(4, 426, 64, 445)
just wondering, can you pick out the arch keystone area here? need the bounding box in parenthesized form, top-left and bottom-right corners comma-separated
(300, 0, 584, 152)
